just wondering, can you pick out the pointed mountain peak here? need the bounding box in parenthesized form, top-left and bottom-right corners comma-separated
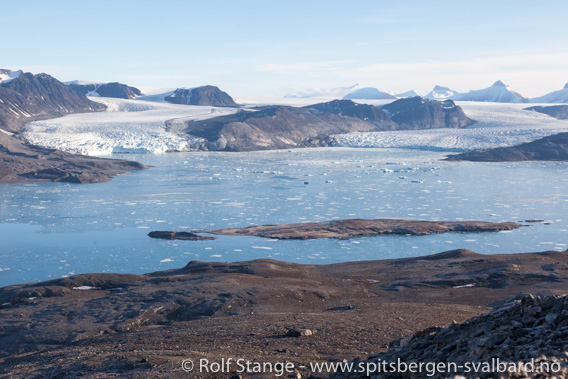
(564, 82, 568, 89)
(492, 80, 507, 87)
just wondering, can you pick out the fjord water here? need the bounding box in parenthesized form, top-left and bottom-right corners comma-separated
(1, 148, 567, 287)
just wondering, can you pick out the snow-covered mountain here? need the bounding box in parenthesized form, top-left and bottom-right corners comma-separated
(424, 85, 459, 100)
(530, 83, 568, 103)
(343, 87, 396, 100)
(395, 90, 421, 98)
(453, 81, 529, 103)
(0, 69, 23, 84)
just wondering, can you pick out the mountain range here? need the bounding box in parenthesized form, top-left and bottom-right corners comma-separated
(452, 80, 529, 103)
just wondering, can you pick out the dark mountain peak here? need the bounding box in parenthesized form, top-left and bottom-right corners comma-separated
(492, 80, 507, 87)
(382, 96, 475, 129)
(164, 85, 237, 107)
(67, 81, 143, 99)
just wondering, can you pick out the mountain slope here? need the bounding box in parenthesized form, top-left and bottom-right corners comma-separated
(530, 82, 568, 103)
(453, 80, 529, 103)
(445, 132, 568, 162)
(0, 71, 106, 133)
(171, 98, 474, 151)
(525, 105, 568, 119)
(164, 85, 237, 107)
(343, 87, 396, 100)
(382, 97, 476, 129)
(67, 81, 143, 99)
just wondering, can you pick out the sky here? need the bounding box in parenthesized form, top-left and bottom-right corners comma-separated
(2, 0, 568, 100)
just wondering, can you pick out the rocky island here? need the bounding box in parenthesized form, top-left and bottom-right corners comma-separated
(149, 218, 521, 241)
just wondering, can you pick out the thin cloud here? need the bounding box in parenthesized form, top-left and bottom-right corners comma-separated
(257, 60, 354, 74)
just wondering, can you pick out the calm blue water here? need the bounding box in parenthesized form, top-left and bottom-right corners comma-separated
(1, 148, 567, 286)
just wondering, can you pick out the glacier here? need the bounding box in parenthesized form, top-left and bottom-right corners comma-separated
(332, 102, 568, 151)
(22, 96, 568, 156)
(23, 97, 239, 156)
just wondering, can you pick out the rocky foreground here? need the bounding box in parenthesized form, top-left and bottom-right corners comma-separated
(332, 295, 568, 378)
(1, 248, 567, 378)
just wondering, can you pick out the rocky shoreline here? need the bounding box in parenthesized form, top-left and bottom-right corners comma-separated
(1, 248, 567, 377)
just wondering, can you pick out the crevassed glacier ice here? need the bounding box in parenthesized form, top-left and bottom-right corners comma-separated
(23, 97, 239, 156)
(333, 102, 568, 151)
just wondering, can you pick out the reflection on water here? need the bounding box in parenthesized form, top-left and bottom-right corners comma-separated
(1, 148, 567, 286)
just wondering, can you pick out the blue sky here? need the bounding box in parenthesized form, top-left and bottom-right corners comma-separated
(3, 0, 568, 99)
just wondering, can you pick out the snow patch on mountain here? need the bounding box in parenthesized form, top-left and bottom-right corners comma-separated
(343, 87, 396, 100)
(23, 98, 239, 156)
(453, 81, 528, 103)
(0, 69, 23, 84)
(332, 102, 568, 151)
(424, 85, 459, 100)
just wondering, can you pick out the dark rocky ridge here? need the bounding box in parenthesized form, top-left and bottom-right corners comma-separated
(170, 97, 475, 151)
(446, 132, 568, 162)
(525, 104, 568, 120)
(331, 295, 568, 378)
(187, 218, 521, 240)
(0, 70, 147, 183)
(67, 81, 143, 99)
(164, 85, 238, 107)
(1, 248, 567, 377)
